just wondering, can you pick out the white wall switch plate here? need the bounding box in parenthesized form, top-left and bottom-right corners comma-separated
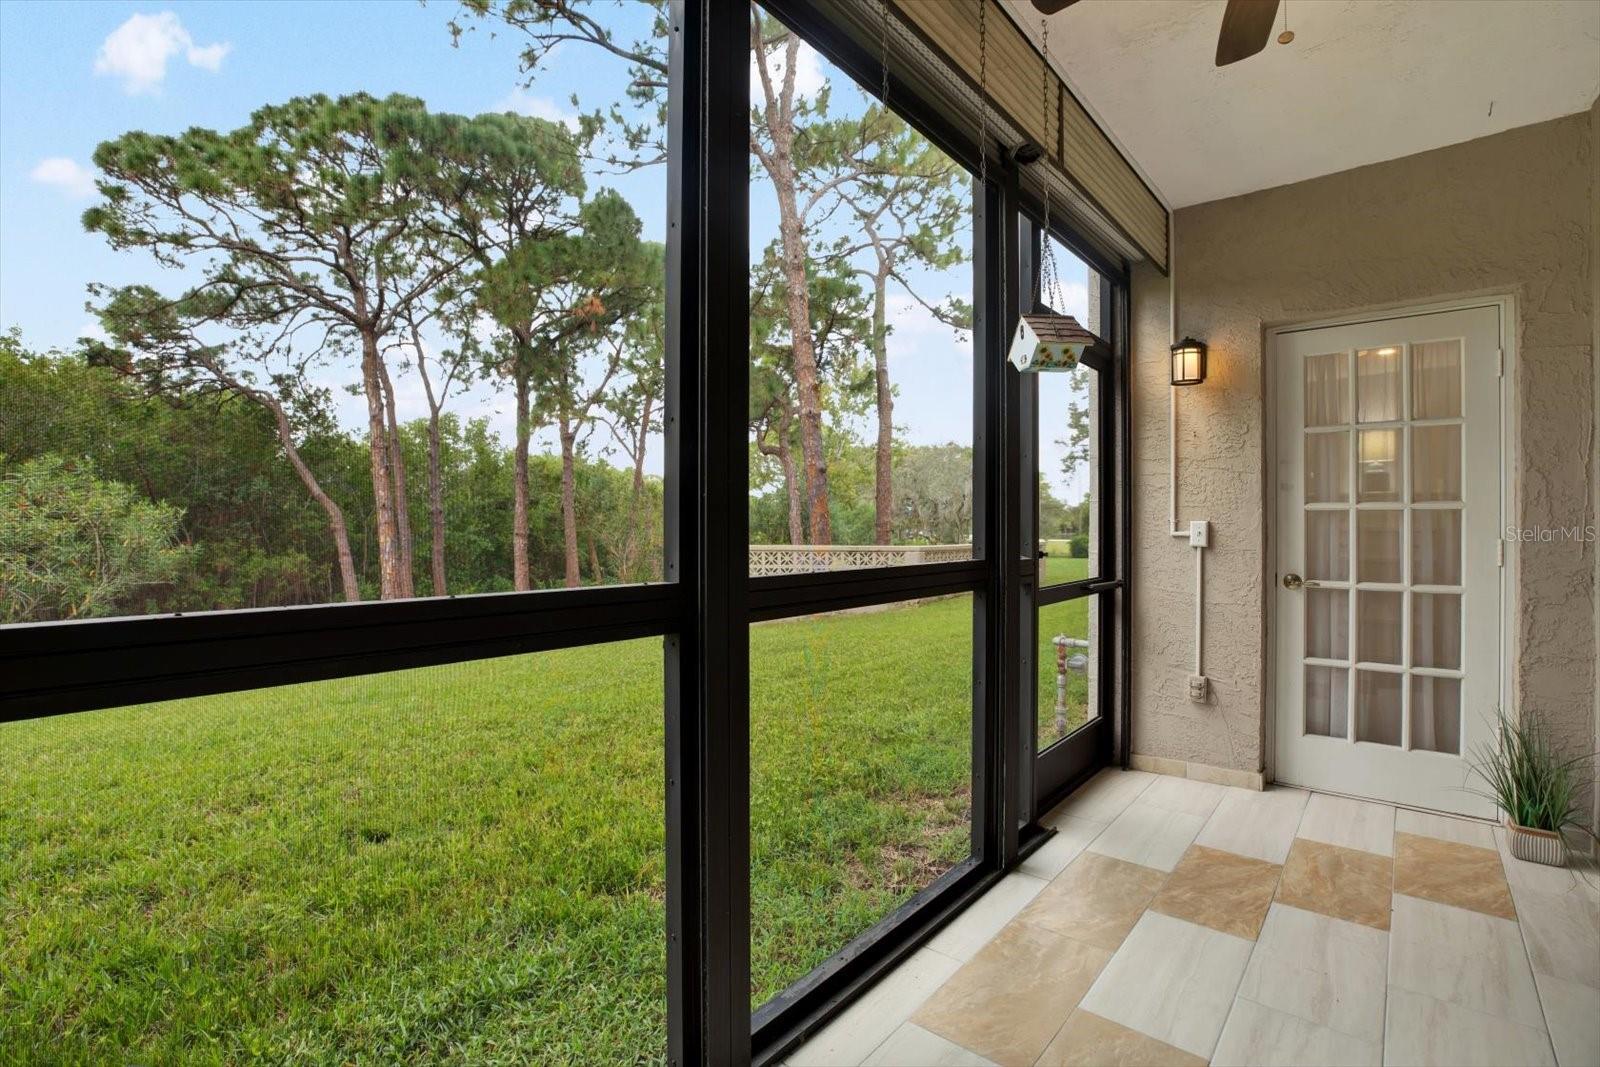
(1188, 674, 1209, 702)
(1188, 520, 1209, 548)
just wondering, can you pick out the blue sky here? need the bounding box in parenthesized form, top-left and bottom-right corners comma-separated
(0, 0, 1087, 499)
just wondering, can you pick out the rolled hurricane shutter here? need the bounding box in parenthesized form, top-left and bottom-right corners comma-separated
(884, 0, 1169, 273)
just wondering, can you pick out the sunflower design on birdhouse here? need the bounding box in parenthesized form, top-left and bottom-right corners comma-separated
(1008, 313, 1102, 373)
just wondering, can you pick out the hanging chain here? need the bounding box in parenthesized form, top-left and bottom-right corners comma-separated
(878, 0, 891, 112)
(975, 0, 1001, 341)
(1038, 14, 1064, 312)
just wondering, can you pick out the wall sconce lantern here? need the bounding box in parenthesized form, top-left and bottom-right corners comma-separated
(1170, 337, 1208, 386)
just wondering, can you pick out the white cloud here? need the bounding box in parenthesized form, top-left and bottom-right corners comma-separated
(495, 88, 580, 130)
(94, 12, 231, 95)
(30, 157, 96, 199)
(751, 38, 826, 102)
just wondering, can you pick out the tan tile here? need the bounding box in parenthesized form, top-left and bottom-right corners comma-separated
(1036, 1009, 1206, 1067)
(913, 921, 1111, 1066)
(1016, 851, 1167, 951)
(1393, 831, 1516, 920)
(1275, 838, 1394, 930)
(1149, 845, 1282, 939)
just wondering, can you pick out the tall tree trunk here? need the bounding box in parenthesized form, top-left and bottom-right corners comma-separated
(247, 386, 359, 602)
(512, 361, 532, 591)
(772, 175, 829, 545)
(359, 331, 404, 599)
(619, 391, 654, 582)
(588, 531, 602, 585)
(872, 268, 893, 545)
(559, 415, 581, 588)
(426, 409, 447, 596)
(755, 28, 830, 544)
(757, 403, 804, 545)
(378, 359, 415, 597)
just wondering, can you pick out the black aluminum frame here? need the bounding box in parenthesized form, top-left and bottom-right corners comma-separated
(0, 3, 1131, 1064)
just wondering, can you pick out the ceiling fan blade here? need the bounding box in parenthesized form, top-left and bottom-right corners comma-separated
(1215, 0, 1279, 66)
(1030, 0, 1080, 13)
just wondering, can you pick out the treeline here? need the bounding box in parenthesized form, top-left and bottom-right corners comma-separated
(0, 334, 661, 622)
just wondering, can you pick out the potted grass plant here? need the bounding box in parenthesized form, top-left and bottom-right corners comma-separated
(1467, 709, 1596, 867)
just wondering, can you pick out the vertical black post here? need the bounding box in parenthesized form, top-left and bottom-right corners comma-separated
(1016, 217, 1039, 822)
(999, 162, 1027, 860)
(971, 171, 1001, 867)
(665, 1, 750, 1062)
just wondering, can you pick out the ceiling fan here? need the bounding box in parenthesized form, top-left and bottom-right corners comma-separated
(1030, 0, 1285, 67)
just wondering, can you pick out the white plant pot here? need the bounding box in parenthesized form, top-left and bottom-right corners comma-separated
(1505, 819, 1567, 867)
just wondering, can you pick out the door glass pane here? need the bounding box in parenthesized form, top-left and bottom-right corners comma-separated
(1411, 676, 1462, 754)
(1356, 510, 1403, 583)
(1355, 670, 1403, 746)
(1357, 347, 1402, 422)
(1357, 590, 1403, 664)
(1304, 351, 1349, 427)
(1305, 665, 1350, 738)
(1411, 340, 1462, 419)
(1357, 429, 1400, 502)
(1305, 510, 1350, 581)
(1040, 360, 1103, 585)
(750, 595, 973, 1007)
(1412, 425, 1462, 503)
(1306, 589, 1349, 660)
(1412, 509, 1463, 586)
(1412, 593, 1462, 669)
(1305, 432, 1349, 503)
(1038, 596, 1096, 751)
(1, 645, 668, 1060)
(749, 16, 974, 576)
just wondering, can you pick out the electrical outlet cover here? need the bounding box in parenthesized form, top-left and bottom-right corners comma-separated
(1188, 520, 1209, 548)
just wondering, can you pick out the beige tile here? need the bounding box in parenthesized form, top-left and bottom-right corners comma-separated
(1394, 807, 1497, 849)
(1019, 815, 1103, 881)
(1195, 787, 1310, 864)
(1087, 800, 1206, 872)
(790, 947, 963, 1066)
(913, 921, 1111, 1066)
(1393, 832, 1515, 919)
(1078, 910, 1254, 1059)
(1140, 774, 1228, 818)
(1388, 893, 1545, 1030)
(1295, 793, 1395, 857)
(1383, 986, 1555, 1067)
(924, 871, 1047, 962)
(1045, 768, 1155, 824)
(1520, 884, 1600, 987)
(1533, 972, 1600, 1067)
(1035, 1008, 1206, 1067)
(859, 1023, 994, 1067)
(1211, 997, 1381, 1067)
(1236, 903, 1388, 1042)
(1148, 845, 1281, 939)
(1275, 838, 1394, 931)
(1016, 851, 1166, 951)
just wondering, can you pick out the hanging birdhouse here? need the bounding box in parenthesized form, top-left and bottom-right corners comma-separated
(1008, 313, 1102, 373)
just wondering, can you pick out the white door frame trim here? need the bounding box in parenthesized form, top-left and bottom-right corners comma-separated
(1261, 293, 1519, 788)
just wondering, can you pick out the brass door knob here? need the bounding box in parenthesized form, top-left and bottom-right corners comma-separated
(1283, 573, 1304, 590)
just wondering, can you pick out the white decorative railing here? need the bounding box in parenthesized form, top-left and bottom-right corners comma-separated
(748, 543, 973, 577)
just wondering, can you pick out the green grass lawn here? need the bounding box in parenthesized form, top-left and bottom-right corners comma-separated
(1, 595, 978, 1065)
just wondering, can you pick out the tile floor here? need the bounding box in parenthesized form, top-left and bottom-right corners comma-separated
(789, 769, 1600, 1067)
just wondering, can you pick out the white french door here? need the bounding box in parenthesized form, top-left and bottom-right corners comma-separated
(1273, 305, 1504, 816)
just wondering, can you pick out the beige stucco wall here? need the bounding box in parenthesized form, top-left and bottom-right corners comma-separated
(1130, 112, 1597, 822)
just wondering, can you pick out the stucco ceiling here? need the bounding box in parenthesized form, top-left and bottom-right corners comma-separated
(1003, 0, 1600, 208)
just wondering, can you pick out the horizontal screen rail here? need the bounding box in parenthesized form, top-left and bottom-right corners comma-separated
(749, 559, 987, 622)
(0, 583, 681, 723)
